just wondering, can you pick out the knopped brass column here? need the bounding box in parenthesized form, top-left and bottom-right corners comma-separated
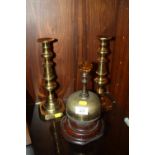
(95, 36, 113, 111)
(38, 38, 64, 120)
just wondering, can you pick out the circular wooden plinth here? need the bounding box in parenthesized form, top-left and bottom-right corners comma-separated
(60, 116, 104, 145)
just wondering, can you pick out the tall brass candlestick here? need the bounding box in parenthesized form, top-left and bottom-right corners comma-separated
(94, 36, 113, 111)
(38, 38, 64, 120)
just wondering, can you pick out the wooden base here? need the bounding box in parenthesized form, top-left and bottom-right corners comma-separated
(61, 116, 104, 145)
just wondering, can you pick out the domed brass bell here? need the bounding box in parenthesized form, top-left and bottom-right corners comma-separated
(61, 62, 104, 145)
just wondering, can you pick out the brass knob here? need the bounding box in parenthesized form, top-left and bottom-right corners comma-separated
(79, 62, 93, 73)
(79, 62, 92, 99)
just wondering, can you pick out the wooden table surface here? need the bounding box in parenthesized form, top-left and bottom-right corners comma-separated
(30, 103, 128, 155)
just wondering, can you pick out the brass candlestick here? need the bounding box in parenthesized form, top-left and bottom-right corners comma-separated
(94, 36, 113, 111)
(38, 38, 64, 120)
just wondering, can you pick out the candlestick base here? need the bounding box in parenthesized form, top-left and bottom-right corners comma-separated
(39, 98, 64, 120)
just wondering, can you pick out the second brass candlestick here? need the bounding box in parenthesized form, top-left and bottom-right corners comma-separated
(95, 36, 113, 111)
(38, 38, 64, 120)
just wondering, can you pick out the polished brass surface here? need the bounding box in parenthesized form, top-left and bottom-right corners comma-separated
(79, 62, 93, 99)
(38, 38, 64, 120)
(67, 90, 101, 122)
(94, 37, 111, 95)
(66, 62, 101, 122)
(94, 36, 113, 111)
(61, 62, 104, 145)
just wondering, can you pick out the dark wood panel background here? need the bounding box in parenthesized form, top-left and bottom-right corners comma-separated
(27, 0, 128, 153)
(26, 0, 128, 105)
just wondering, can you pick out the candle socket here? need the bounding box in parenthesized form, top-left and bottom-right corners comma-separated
(38, 38, 64, 120)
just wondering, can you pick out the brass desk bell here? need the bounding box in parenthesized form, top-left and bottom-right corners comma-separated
(38, 38, 64, 120)
(61, 62, 104, 145)
(95, 36, 113, 111)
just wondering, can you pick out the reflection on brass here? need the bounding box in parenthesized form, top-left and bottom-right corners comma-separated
(95, 36, 113, 111)
(61, 62, 104, 145)
(38, 38, 64, 120)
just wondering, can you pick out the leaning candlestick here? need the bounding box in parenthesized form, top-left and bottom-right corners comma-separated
(95, 36, 113, 111)
(38, 38, 64, 120)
